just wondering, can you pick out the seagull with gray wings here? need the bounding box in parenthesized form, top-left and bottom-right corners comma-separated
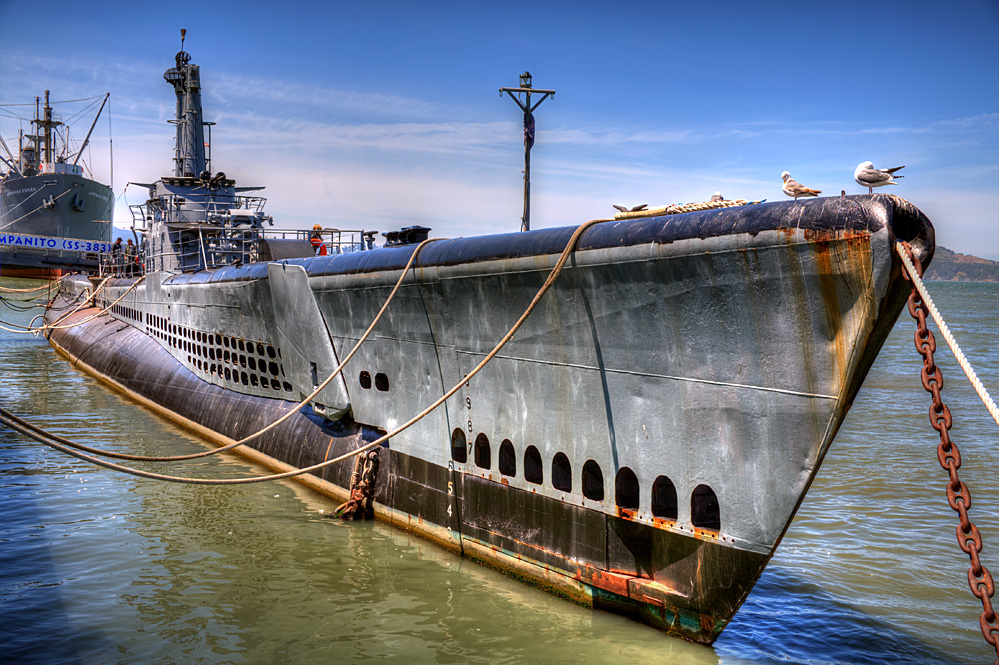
(854, 161, 905, 193)
(781, 172, 821, 200)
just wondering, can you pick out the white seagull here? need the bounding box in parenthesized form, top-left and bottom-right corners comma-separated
(854, 161, 905, 193)
(781, 171, 821, 200)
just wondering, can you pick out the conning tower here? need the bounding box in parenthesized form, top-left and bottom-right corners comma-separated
(163, 36, 206, 178)
(130, 30, 271, 274)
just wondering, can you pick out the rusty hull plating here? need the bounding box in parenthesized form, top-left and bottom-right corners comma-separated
(45, 194, 933, 644)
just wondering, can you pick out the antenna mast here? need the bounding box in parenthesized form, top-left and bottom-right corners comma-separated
(500, 72, 555, 232)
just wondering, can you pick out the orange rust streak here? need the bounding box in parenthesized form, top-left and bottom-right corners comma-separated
(575, 564, 632, 596)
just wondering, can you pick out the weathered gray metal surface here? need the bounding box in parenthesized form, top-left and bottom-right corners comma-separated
(266, 261, 350, 416)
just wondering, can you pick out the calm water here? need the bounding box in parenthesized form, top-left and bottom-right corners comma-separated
(1, 278, 996, 665)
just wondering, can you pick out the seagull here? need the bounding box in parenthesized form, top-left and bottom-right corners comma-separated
(710, 191, 724, 202)
(781, 171, 821, 200)
(612, 204, 648, 213)
(854, 161, 905, 193)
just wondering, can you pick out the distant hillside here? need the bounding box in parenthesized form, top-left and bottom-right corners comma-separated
(924, 247, 997, 282)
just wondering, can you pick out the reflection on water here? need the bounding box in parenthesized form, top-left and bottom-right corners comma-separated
(2, 278, 996, 664)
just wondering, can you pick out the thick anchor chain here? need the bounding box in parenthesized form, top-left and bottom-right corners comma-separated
(900, 242, 998, 661)
(333, 449, 380, 520)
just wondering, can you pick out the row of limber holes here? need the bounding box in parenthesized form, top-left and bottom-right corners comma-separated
(451, 429, 721, 531)
(112, 304, 390, 396)
(140, 309, 294, 393)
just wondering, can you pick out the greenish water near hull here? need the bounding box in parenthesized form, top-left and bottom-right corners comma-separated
(2, 278, 996, 664)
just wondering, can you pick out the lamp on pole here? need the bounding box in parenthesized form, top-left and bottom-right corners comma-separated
(500, 72, 554, 232)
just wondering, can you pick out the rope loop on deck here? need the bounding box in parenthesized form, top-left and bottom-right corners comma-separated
(613, 198, 762, 220)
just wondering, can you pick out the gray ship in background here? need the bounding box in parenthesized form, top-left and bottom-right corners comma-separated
(0, 91, 114, 278)
(40, 36, 936, 645)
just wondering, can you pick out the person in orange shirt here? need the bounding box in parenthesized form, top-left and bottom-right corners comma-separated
(309, 224, 328, 256)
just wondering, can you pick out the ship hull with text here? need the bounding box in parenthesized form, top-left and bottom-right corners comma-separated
(0, 92, 113, 278)
(42, 44, 935, 644)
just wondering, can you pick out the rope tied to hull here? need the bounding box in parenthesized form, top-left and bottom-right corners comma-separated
(897, 241, 999, 660)
(4, 217, 610, 485)
(21, 237, 440, 462)
(0, 275, 67, 294)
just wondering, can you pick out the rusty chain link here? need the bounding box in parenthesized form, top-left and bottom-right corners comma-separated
(900, 242, 999, 661)
(333, 450, 380, 520)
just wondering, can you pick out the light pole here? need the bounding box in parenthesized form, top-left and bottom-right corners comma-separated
(500, 72, 554, 232)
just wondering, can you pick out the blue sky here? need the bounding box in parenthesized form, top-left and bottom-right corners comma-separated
(2, 0, 997, 260)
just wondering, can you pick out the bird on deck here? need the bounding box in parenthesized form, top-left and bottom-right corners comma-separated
(710, 191, 724, 202)
(612, 204, 648, 213)
(781, 172, 821, 200)
(854, 161, 905, 193)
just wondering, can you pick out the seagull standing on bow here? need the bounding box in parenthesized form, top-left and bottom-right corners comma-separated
(781, 172, 822, 200)
(854, 161, 905, 193)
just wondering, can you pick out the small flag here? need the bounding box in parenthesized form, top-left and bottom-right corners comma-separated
(524, 111, 535, 150)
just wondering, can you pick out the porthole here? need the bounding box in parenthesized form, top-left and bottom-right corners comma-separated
(615, 467, 640, 510)
(451, 429, 467, 463)
(224, 367, 231, 381)
(239, 355, 246, 368)
(474, 433, 491, 470)
(209, 348, 215, 360)
(240, 371, 249, 386)
(375, 373, 389, 391)
(691, 484, 720, 531)
(223, 350, 230, 363)
(223, 336, 230, 348)
(582, 460, 604, 501)
(270, 378, 281, 390)
(499, 439, 516, 477)
(238, 339, 245, 352)
(257, 342, 265, 356)
(652, 476, 678, 520)
(267, 345, 276, 359)
(269, 361, 279, 376)
(248, 357, 256, 371)
(524, 446, 543, 485)
(250, 374, 258, 387)
(359, 372, 371, 389)
(552, 453, 572, 492)
(282, 382, 292, 392)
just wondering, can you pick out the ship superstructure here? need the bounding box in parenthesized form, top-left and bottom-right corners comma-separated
(0, 91, 113, 277)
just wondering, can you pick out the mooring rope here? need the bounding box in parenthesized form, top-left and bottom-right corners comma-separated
(4, 218, 608, 484)
(0, 274, 124, 334)
(896, 241, 999, 427)
(0, 275, 66, 294)
(898, 241, 999, 659)
(42, 275, 145, 331)
(15, 237, 440, 462)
